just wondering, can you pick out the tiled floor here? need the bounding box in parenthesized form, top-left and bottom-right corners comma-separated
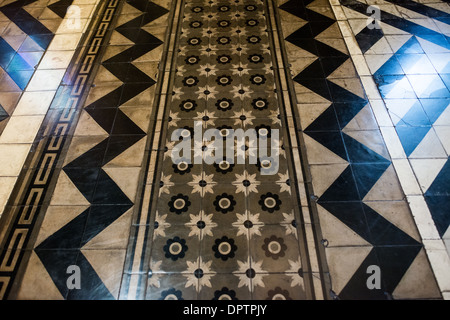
(0, 0, 449, 300)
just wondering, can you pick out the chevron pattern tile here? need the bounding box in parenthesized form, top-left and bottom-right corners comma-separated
(336, 0, 450, 287)
(277, 0, 442, 299)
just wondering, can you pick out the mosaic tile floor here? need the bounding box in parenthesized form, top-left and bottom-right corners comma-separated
(0, 0, 449, 300)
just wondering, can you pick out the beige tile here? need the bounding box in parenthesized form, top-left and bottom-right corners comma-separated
(422, 239, 450, 292)
(392, 248, 442, 299)
(80, 249, 127, 299)
(48, 33, 82, 51)
(14, 251, 64, 300)
(365, 200, 421, 243)
(0, 176, 17, 216)
(0, 115, 44, 143)
(407, 195, 440, 240)
(392, 158, 422, 196)
(325, 246, 373, 295)
(380, 126, 407, 159)
(0, 144, 31, 176)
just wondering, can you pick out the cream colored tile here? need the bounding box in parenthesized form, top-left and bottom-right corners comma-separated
(369, 100, 393, 127)
(422, 239, 450, 292)
(13, 91, 56, 116)
(48, 33, 82, 51)
(0, 115, 44, 143)
(392, 159, 422, 196)
(0, 176, 17, 216)
(0, 144, 31, 176)
(407, 195, 440, 240)
(380, 126, 407, 159)
(27, 69, 65, 91)
(38, 50, 73, 70)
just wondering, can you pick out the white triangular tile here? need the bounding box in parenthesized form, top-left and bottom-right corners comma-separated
(328, 77, 366, 99)
(327, 58, 357, 79)
(385, 99, 417, 126)
(379, 21, 411, 36)
(64, 135, 108, 167)
(279, 10, 308, 37)
(409, 129, 447, 159)
(364, 53, 394, 74)
(410, 158, 447, 193)
(84, 83, 123, 107)
(435, 126, 450, 155)
(365, 37, 393, 55)
(289, 56, 317, 77)
(342, 104, 378, 131)
(385, 35, 413, 53)
(73, 110, 109, 137)
(416, 36, 450, 54)
(348, 18, 370, 35)
(434, 102, 450, 125)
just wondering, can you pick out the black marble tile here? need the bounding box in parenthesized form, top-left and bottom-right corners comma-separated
(424, 194, 450, 237)
(319, 167, 361, 202)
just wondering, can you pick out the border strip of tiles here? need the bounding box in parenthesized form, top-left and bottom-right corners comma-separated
(328, 0, 450, 299)
(0, 0, 99, 219)
(0, 0, 121, 300)
(266, 0, 331, 300)
(118, 0, 182, 300)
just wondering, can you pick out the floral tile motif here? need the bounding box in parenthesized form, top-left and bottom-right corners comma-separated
(146, 0, 309, 300)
